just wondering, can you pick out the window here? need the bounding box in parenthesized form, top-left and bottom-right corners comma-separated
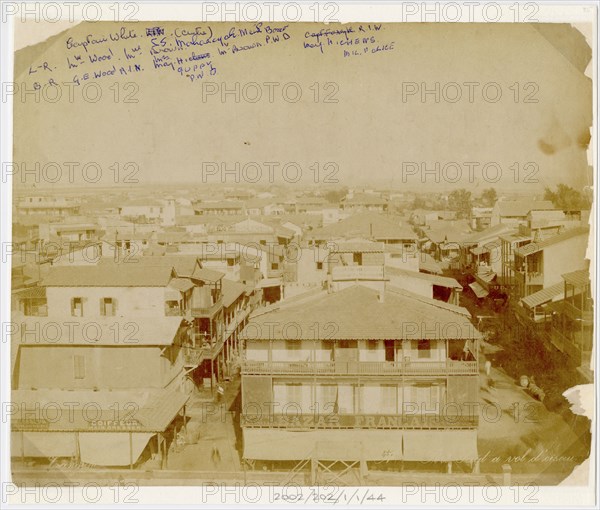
(353, 252, 362, 265)
(381, 384, 398, 414)
(271, 262, 279, 270)
(418, 340, 431, 359)
(73, 355, 85, 379)
(71, 297, 83, 317)
(100, 297, 115, 316)
(367, 340, 378, 350)
(165, 300, 180, 316)
(285, 339, 301, 351)
(286, 383, 303, 407)
(384, 340, 395, 361)
(316, 262, 323, 270)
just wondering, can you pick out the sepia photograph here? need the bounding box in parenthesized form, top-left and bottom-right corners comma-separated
(1, 1, 597, 507)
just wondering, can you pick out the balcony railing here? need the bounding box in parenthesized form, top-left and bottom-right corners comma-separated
(241, 359, 478, 376)
(331, 265, 385, 281)
(563, 301, 593, 323)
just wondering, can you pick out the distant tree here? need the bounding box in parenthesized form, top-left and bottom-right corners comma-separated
(544, 184, 590, 210)
(448, 188, 473, 219)
(411, 196, 427, 209)
(481, 188, 498, 207)
(324, 187, 348, 204)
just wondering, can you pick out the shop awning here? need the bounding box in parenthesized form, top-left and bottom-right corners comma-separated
(79, 432, 154, 466)
(243, 428, 404, 461)
(11, 431, 76, 458)
(403, 429, 478, 461)
(469, 281, 489, 299)
(11, 389, 189, 433)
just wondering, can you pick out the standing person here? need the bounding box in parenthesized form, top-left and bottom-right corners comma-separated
(211, 444, 221, 466)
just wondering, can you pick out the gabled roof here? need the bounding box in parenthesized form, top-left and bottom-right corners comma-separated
(245, 285, 480, 340)
(514, 225, 590, 257)
(191, 265, 225, 282)
(42, 264, 175, 287)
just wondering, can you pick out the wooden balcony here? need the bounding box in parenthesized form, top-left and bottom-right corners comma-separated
(563, 301, 593, 323)
(241, 359, 478, 376)
(548, 328, 591, 366)
(515, 270, 544, 286)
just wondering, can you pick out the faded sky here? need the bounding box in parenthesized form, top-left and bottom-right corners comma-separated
(14, 21, 593, 191)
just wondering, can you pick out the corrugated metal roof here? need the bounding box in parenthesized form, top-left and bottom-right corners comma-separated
(521, 283, 564, 309)
(562, 269, 590, 288)
(515, 226, 590, 257)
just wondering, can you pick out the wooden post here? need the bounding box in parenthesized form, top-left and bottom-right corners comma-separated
(129, 432, 133, 469)
(75, 431, 80, 464)
(160, 433, 166, 469)
(182, 405, 187, 436)
(164, 432, 169, 469)
(310, 449, 318, 485)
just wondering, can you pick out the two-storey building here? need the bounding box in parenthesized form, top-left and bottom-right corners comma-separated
(240, 284, 481, 472)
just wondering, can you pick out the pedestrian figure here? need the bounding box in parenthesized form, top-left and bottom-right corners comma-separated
(211, 444, 221, 465)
